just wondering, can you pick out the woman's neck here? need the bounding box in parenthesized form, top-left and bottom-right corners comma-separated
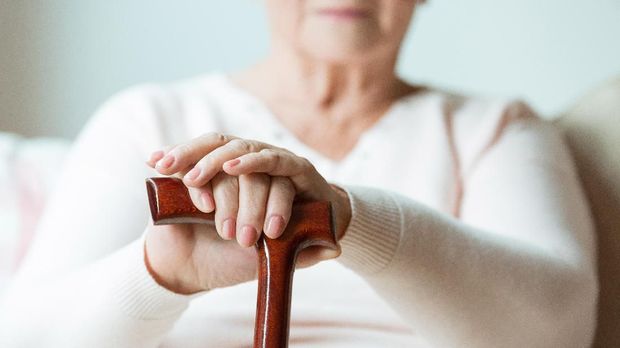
(231, 45, 413, 122)
(228, 45, 421, 161)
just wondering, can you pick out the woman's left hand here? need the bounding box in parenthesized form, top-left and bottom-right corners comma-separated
(146, 132, 351, 248)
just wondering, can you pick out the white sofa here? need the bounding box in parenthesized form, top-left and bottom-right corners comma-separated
(0, 134, 69, 297)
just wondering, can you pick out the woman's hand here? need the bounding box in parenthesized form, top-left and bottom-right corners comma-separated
(143, 133, 351, 294)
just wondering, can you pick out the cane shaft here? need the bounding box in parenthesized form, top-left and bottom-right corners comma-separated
(145, 177, 336, 348)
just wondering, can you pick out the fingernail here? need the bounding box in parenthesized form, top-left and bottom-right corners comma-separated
(266, 215, 285, 238)
(200, 191, 214, 212)
(222, 218, 236, 240)
(148, 150, 164, 165)
(156, 155, 175, 169)
(225, 158, 241, 168)
(185, 167, 201, 181)
(239, 225, 257, 247)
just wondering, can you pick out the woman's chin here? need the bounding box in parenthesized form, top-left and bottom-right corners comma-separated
(301, 40, 380, 65)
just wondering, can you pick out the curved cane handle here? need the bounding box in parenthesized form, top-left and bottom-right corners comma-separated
(145, 177, 338, 348)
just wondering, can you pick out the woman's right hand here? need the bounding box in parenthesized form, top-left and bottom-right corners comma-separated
(142, 141, 344, 295)
(143, 171, 279, 294)
(145, 213, 259, 294)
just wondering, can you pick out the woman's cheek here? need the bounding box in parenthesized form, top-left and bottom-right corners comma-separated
(377, 0, 417, 46)
(264, 0, 304, 43)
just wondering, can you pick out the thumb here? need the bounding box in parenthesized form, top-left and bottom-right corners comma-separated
(296, 244, 342, 268)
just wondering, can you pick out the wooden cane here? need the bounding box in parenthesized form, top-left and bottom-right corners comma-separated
(145, 177, 338, 348)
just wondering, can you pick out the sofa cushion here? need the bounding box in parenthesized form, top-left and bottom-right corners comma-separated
(556, 77, 620, 348)
(0, 133, 70, 296)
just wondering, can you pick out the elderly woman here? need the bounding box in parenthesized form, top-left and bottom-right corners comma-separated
(0, 1, 597, 347)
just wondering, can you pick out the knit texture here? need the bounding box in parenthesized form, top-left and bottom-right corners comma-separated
(0, 73, 597, 348)
(337, 186, 401, 275)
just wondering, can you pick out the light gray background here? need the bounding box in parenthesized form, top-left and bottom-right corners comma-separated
(1, 0, 619, 138)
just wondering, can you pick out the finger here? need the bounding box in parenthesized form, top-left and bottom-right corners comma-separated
(154, 133, 237, 175)
(263, 176, 295, 239)
(146, 150, 164, 168)
(236, 173, 270, 248)
(212, 172, 239, 241)
(187, 181, 215, 213)
(172, 166, 214, 213)
(183, 138, 270, 188)
(223, 148, 310, 178)
(146, 145, 175, 168)
(223, 149, 323, 197)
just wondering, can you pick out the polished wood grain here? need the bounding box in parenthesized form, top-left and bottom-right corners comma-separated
(145, 177, 337, 348)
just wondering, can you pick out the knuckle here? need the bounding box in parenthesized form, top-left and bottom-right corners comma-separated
(260, 148, 278, 159)
(199, 132, 228, 147)
(228, 138, 243, 150)
(271, 152, 282, 169)
(230, 139, 253, 153)
(214, 132, 229, 144)
(174, 144, 192, 158)
(260, 148, 280, 169)
(300, 157, 314, 171)
(259, 148, 273, 156)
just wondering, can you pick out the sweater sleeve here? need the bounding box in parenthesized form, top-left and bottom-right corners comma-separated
(0, 87, 197, 347)
(336, 103, 598, 347)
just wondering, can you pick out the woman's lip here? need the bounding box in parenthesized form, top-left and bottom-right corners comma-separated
(316, 8, 371, 19)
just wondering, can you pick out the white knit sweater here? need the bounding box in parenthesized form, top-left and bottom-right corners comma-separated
(0, 73, 598, 347)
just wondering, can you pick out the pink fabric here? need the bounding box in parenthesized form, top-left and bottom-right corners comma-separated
(14, 160, 48, 271)
(0, 133, 69, 288)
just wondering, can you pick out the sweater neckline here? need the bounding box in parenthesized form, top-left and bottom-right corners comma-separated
(206, 72, 427, 167)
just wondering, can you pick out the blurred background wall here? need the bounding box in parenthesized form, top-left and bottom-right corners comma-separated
(1, 0, 619, 139)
